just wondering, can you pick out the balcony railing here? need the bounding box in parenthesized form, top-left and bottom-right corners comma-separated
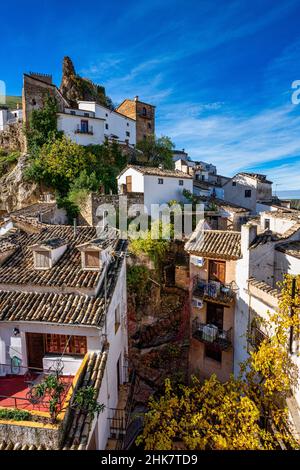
(192, 318, 232, 351)
(75, 125, 94, 135)
(193, 277, 236, 305)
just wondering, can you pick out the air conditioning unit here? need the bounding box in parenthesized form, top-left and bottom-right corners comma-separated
(191, 255, 205, 267)
(192, 298, 204, 309)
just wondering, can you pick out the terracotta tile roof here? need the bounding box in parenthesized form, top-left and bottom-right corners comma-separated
(62, 351, 108, 450)
(0, 441, 46, 450)
(0, 225, 118, 289)
(10, 203, 57, 219)
(0, 239, 18, 254)
(30, 237, 67, 250)
(185, 229, 241, 259)
(0, 291, 106, 325)
(248, 277, 282, 300)
(239, 172, 273, 184)
(276, 241, 300, 259)
(118, 164, 193, 179)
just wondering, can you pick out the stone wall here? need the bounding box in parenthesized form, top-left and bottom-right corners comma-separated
(78, 192, 144, 226)
(0, 421, 62, 449)
(0, 122, 26, 152)
(22, 74, 67, 123)
(116, 98, 155, 143)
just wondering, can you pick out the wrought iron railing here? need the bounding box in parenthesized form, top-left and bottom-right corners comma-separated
(0, 362, 70, 412)
(192, 318, 232, 351)
(193, 277, 236, 304)
(75, 125, 94, 135)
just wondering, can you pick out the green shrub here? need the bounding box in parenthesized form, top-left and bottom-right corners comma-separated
(0, 408, 32, 422)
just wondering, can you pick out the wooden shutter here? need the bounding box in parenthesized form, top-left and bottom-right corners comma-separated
(85, 250, 100, 268)
(126, 175, 132, 192)
(209, 260, 226, 283)
(35, 251, 50, 268)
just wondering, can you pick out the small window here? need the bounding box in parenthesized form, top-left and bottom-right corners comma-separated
(115, 305, 121, 333)
(70, 110, 76, 115)
(143, 134, 147, 140)
(106, 113, 108, 117)
(84, 112, 89, 117)
(264, 219, 270, 230)
(232, 181, 236, 186)
(142, 107, 147, 116)
(105, 123, 109, 130)
(245, 189, 252, 198)
(31, 99, 36, 106)
(148, 122, 152, 129)
(179, 179, 184, 186)
(85, 250, 100, 268)
(81, 120, 89, 133)
(35, 251, 50, 269)
(126, 131, 130, 137)
(205, 344, 222, 363)
(158, 178, 164, 184)
(201, 175, 205, 181)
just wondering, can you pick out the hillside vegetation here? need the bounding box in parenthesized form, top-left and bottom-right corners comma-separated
(2, 96, 22, 109)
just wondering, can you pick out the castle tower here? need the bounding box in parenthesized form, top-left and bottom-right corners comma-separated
(116, 96, 155, 143)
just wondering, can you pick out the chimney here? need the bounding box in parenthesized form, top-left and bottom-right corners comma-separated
(134, 96, 139, 102)
(241, 223, 257, 253)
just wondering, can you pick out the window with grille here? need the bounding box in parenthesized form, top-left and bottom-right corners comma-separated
(84, 250, 100, 268)
(35, 251, 51, 269)
(45, 334, 87, 355)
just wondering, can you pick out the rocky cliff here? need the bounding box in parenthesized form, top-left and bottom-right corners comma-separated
(60, 56, 113, 109)
(0, 155, 42, 213)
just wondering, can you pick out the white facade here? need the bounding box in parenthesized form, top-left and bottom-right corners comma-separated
(57, 112, 105, 146)
(117, 167, 193, 214)
(78, 101, 136, 146)
(0, 108, 23, 131)
(223, 173, 273, 214)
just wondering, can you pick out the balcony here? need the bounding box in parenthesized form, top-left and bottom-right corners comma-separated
(75, 124, 94, 135)
(192, 318, 232, 351)
(0, 363, 73, 412)
(193, 276, 236, 306)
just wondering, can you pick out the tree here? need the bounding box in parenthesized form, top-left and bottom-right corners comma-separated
(137, 274, 300, 450)
(136, 135, 175, 169)
(25, 94, 62, 154)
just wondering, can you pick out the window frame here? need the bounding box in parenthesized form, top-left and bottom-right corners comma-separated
(34, 250, 51, 270)
(84, 250, 100, 269)
(44, 334, 87, 356)
(179, 179, 184, 186)
(158, 178, 164, 185)
(245, 189, 252, 198)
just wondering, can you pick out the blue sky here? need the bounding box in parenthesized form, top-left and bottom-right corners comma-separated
(1, 0, 300, 189)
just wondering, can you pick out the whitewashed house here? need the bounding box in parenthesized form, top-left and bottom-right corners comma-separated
(223, 172, 273, 214)
(78, 101, 136, 146)
(57, 107, 105, 146)
(0, 107, 23, 132)
(117, 165, 193, 214)
(0, 220, 130, 450)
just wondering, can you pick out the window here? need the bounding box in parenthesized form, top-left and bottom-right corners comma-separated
(143, 134, 147, 140)
(115, 305, 121, 333)
(126, 131, 130, 137)
(148, 122, 152, 129)
(232, 181, 236, 186)
(209, 260, 225, 283)
(245, 189, 252, 198)
(126, 175, 132, 192)
(179, 179, 184, 186)
(84, 250, 100, 268)
(70, 110, 75, 115)
(105, 123, 109, 130)
(35, 251, 50, 269)
(81, 120, 89, 133)
(201, 175, 205, 181)
(142, 107, 147, 116)
(205, 344, 222, 362)
(45, 334, 87, 355)
(127, 122, 129, 126)
(84, 112, 89, 117)
(105, 113, 108, 117)
(31, 99, 36, 106)
(158, 178, 164, 184)
(264, 219, 270, 230)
